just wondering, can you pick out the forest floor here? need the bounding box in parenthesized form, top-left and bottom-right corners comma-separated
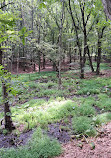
(56, 122, 111, 158)
(0, 62, 111, 157)
(0, 122, 111, 157)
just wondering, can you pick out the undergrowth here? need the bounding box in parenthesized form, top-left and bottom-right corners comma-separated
(0, 65, 111, 157)
(0, 128, 61, 158)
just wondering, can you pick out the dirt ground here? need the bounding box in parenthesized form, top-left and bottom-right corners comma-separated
(85, 69, 111, 79)
(56, 122, 111, 158)
(11, 62, 111, 79)
(0, 130, 33, 148)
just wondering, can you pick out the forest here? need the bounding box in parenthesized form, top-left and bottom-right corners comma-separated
(0, 0, 111, 157)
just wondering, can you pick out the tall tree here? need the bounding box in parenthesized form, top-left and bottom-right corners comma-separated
(0, 1, 15, 131)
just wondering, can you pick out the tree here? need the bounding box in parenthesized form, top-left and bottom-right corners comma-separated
(0, 66, 15, 131)
(68, 0, 96, 78)
(0, 1, 17, 131)
(93, 0, 109, 74)
(102, 0, 111, 20)
(68, 0, 84, 78)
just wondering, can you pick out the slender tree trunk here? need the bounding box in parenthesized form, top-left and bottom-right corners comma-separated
(43, 54, 45, 69)
(38, 51, 41, 73)
(87, 45, 94, 72)
(33, 63, 36, 72)
(0, 48, 2, 65)
(23, 45, 25, 58)
(96, 27, 106, 75)
(83, 19, 94, 73)
(58, 0, 65, 89)
(17, 58, 19, 77)
(96, 38, 102, 75)
(58, 56, 61, 87)
(11, 58, 12, 73)
(37, 15, 41, 74)
(69, 44, 72, 70)
(80, 56, 84, 79)
(58, 33, 62, 88)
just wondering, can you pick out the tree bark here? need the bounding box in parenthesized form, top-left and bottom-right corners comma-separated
(87, 45, 94, 72)
(102, 0, 111, 20)
(0, 0, 15, 132)
(0, 48, 15, 131)
(96, 39, 101, 75)
(53, 62, 58, 71)
(3, 83, 15, 131)
(43, 54, 45, 69)
(38, 51, 41, 73)
(96, 27, 106, 75)
(0, 48, 2, 65)
(69, 43, 72, 70)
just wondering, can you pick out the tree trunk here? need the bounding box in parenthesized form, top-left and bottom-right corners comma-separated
(0, 48, 2, 65)
(69, 44, 72, 70)
(102, 0, 111, 20)
(0, 48, 15, 132)
(3, 83, 15, 131)
(58, 1, 65, 89)
(96, 39, 101, 75)
(17, 52, 19, 77)
(53, 62, 58, 71)
(33, 62, 36, 72)
(58, 58, 62, 87)
(0, 0, 15, 132)
(43, 54, 45, 69)
(68, 0, 84, 79)
(96, 27, 106, 75)
(38, 51, 41, 73)
(87, 46, 94, 72)
(80, 58, 84, 79)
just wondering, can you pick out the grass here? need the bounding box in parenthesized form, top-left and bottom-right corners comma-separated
(11, 99, 77, 130)
(96, 94, 111, 111)
(0, 69, 111, 129)
(0, 63, 111, 157)
(93, 112, 111, 126)
(0, 128, 61, 158)
(72, 116, 96, 136)
(77, 104, 96, 117)
(85, 62, 111, 71)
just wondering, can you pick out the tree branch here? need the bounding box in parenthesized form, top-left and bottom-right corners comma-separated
(87, 14, 99, 36)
